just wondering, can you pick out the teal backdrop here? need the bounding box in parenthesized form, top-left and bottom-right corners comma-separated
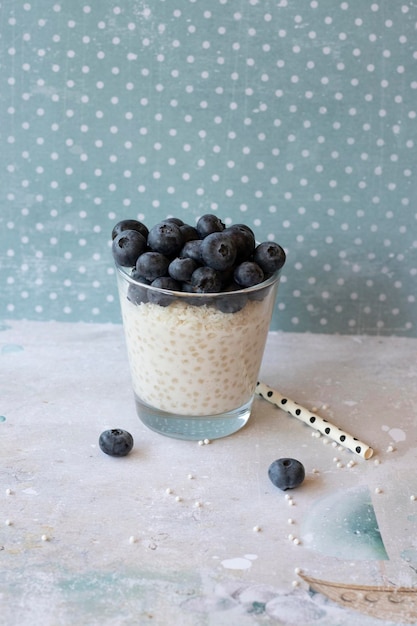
(1, 0, 416, 335)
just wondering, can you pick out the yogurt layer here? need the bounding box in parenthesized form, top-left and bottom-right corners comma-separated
(119, 290, 276, 416)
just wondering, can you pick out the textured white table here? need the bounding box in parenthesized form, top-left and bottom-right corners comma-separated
(1, 321, 417, 626)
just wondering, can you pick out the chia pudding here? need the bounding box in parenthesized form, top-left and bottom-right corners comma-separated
(117, 274, 278, 416)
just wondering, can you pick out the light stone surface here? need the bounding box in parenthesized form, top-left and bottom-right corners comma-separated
(1, 321, 417, 626)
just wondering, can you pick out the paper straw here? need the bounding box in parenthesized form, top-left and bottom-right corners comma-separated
(255, 381, 374, 460)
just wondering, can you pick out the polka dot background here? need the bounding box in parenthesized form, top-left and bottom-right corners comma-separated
(1, 0, 416, 335)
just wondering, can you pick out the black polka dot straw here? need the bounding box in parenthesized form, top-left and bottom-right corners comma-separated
(255, 381, 373, 460)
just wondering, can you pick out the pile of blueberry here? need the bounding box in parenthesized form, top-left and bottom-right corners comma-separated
(111, 214, 286, 311)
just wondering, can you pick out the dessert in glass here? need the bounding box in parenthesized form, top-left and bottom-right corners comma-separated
(112, 215, 285, 440)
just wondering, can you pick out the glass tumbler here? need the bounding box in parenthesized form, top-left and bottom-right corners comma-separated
(116, 264, 282, 440)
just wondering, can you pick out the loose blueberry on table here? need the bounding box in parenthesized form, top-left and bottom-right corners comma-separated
(111, 214, 286, 311)
(99, 429, 134, 457)
(268, 458, 305, 491)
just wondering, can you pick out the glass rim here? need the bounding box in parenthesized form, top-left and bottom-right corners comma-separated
(115, 262, 282, 300)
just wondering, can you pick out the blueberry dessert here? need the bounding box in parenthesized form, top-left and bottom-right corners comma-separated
(112, 214, 285, 417)
(111, 213, 285, 312)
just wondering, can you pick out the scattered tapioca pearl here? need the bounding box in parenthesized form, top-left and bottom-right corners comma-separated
(288, 533, 295, 541)
(311, 431, 321, 438)
(288, 518, 295, 524)
(41, 534, 49, 541)
(375, 487, 383, 494)
(322, 438, 330, 445)
(194, 501, 203, 508)
(285, 494, 292, 500)
(333, 457, 340, 463)
(374, 458, 381, 466)
(175, 495, 182, 502)
(410, 495, 417, 501)
(203, 438, 210, 445)
(386, 444, 395, 452)
(129, 535, 137, 544)
(292, 580, 300, 588)
(198, 440, 204, 446)
(312, 468, 320, 474)
(5, 488, 12, 495)
(165, 487, 173, 494)
(5, 519, 12, 526)
(294, 567, 302, 575)
(187, 474, 194, 479)
(336, 462, 344, 469)
(331, 441, 338, 448)
(293, 537, 301, 545)
(347, 460, 356, 468)
(253, 525, 261, 532)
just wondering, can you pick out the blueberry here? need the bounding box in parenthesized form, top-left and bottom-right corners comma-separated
(135, 251, 170, 281)
(231, 223, 254, 236)
(148, 277, 181, 306)
(191, 266, 222, 293)
(182, 281, 196, 293)
(131, 268, 151, 284)
(268, 458, 305, 491)
(111, 219, 149, 241)
(234, 261, 264, 288)
(254, 242, 286, 275)
(181, 281, 209, 306)
(180, 223, 199, 242)
(200, 232, 237, 271)
(99, 429, 134, 457)
(127, 271, 150, 305)
(168, 257, 199, 282)
(147, 221, 184, 256)
(196, 213, 225, 238)
(216, 287, 248, 313)
(247, 281, 268, 302)
(225, 225, 256, 261)
(217, 266, 236, 289)
(179, 239, 204, 264)
(112, 230, 147, 267)
(164, 217, 184, 226)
